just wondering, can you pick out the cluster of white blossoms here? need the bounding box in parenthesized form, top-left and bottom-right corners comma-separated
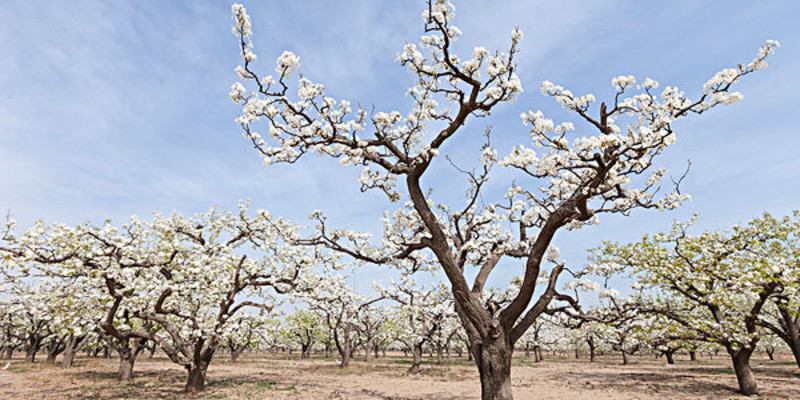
(228, 0, 527, 203)
(0, 201, 324, 380)
(593, 211, 800, 363)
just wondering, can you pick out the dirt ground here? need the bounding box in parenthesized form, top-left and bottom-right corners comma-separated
(0, 352, 798, 399)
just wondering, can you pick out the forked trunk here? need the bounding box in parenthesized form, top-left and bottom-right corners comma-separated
(339, 345, 351, 368)
(118, 353, 136, 381)
(24, 347, 36, 363)
(365, 339, 374, 362)
(185, 360, 209, 392)
(729, 348, 758, 396)
(475, 337, 514, 400)
(665, 350, 675, 365)
(408, 344, 422, 373)
(116, 339, 146, 381)
(61, 335, 84, 368)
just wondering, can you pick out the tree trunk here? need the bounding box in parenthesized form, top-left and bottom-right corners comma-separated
(24, 347, 36, 363)
(301, 343, 311, 359)
(339, 343, 351, 368)
(116, 339, 146, 381)
(61, 335, 84, 368)
(118, 351, 137, 381)
(436, 346, 444, 365)
(474, 338, 514, 400)
(185, 361, 209, 392)
(665, 350, 675, 365)
(689, 351, 697, 361)
(574, 348, 579, 359)
(535, 347, 543, 363)
(791, 341, 800, 369)
(365, 339, 374, 362)
(408, 344, 422, 373)
(621, 350, 629, 365)
(1, 347, 12, 359)
(730, 348, 758, 396)
(589, 344, 596, 362)
(766, 348, 774, 361)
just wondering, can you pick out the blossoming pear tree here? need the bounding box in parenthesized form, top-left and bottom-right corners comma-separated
(377, 277, 454, 373)
(352, 304, 393, 362)
(0, 203, 320, 391)
(230, 0, 778, 397)
(282, 309, 324, 359)
(299, 273, 382, 367)
(752, 211, 800, 368)
(593, 212, 799, 395)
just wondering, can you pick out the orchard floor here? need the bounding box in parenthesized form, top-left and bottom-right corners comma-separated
(1, 353, 798, 399)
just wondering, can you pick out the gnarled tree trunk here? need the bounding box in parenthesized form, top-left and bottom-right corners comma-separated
(116, 338, 147, 381)
(729, 347, 758, 396)
(474, 336, 514, 400)
(61, 335, 85, 368)
(1, 346, 13, 360)
(408, 343, 423, 373)
(664, 349, 675, 365)
(185, 360, 210, 392)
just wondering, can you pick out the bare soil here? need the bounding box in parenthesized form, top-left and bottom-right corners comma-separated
(0, 352, 798, 399)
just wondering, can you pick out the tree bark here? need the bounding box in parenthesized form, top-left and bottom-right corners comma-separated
(436, 346, 444, 365)
(339, 343, 351, 368)
(116, 339, 146, 381)
(689, 351, 697, 361)
(1, 347, 12, 360)
(24, 347, 36, 363)
(474, 338, 514, 400)
(365, 339, 374, 362)
(621, 350, 629, 365)
(791, 341, 800, 369)
(408, 344, 423, 373)
(185, 360, 209, 392)
(730, 348, 758, 396)
(61, 335, 84, 368)
(118, 352, 137, 381)
(665, 350, 675, 365)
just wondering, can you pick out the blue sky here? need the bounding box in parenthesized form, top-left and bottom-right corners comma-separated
(1, 1, 798, 295)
